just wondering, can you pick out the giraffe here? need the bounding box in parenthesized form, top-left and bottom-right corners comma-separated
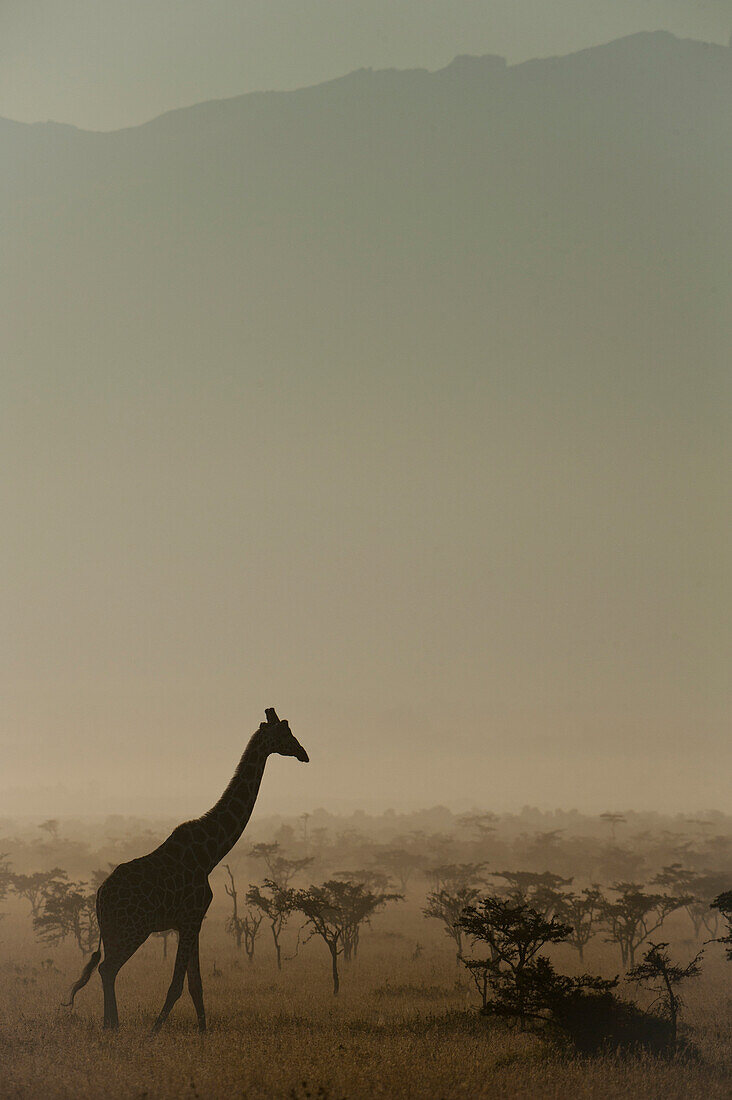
(64, 707, 309, 1032)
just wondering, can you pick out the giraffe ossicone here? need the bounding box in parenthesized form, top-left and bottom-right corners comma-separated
(63, 708, 309, 1032)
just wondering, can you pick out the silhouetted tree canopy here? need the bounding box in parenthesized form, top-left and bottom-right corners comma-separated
(627, 941, 702, 1050)
(246, 879, 295, 970)
(600, 883, 688, 967)
(292, 879, 401, 993)
(33, 879, 98, 953)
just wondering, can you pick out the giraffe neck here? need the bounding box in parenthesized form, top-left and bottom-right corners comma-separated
(198, 735, 269, 872)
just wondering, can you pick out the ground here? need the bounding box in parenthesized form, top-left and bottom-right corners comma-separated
(1, 896, 730, 1099)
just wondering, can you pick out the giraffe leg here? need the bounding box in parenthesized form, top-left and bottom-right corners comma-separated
(99, 958, 121, 1030)
(151, 930, 195, 1034)
(186, 935, 206, 1033)
(99, 935, 146, 1030)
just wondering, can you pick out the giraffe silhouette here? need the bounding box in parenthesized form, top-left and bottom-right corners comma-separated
(64, 707, 309, 1032)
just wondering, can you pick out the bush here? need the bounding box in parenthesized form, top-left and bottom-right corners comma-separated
(458, 895, 685, 1058)
(547, 986, 674, 1056)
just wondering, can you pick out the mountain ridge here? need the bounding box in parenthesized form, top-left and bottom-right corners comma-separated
(2, 25, 728, 380)
(1, 31, 727, 136)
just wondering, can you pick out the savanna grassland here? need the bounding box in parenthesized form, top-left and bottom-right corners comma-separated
(2, 810, 732, 1099)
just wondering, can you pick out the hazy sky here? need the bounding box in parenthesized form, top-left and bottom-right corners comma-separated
(1, 0, 730, 130)
(1, 8, 730, 821)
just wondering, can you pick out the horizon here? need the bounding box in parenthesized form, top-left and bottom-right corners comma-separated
(3, 800, 730, 827)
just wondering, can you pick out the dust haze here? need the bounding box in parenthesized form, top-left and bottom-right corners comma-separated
(1, 10, 730, 821)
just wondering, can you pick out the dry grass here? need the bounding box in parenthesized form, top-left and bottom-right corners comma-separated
(1, 899, 731, 1099)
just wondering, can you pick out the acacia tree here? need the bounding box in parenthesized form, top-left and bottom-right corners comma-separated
(689, 872, 729, 939)
(153, 929, 177, 958)
(524, 830, 566, 866)
(38, 819, 60, 842)
(627, 941, 702, 1051)
(334, 869, 393, 894)
(600, 883, 687, 968)
(555, 888, 603, 962)
(246, 879, 295, 970)
(329, 878, 401, 961)
(710, 890, 732, 958)
(34, 880, 98, 953)
(425, 863, 486, 893)
(654, 865, 727, 939)
(290, 882, 344, 994)
(457, 812, 499, 841)
(223, 864, 263, 961)
(290, 879, 399, 994)
(456, 897, 574, 1021)
(495, 871, 573, 920)
(371, 847, 424, 894)
(600, 813, 626, 842)
(250, 842, 313, 890)
(10, 866, 66, 919)
(423, 886, 481, 961)
(596, 846, 645, 885)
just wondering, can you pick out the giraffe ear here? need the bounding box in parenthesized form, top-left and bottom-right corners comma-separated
(265, 707, 280, 725)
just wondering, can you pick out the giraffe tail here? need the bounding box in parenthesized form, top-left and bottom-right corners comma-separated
(62, 933, 102, 1008)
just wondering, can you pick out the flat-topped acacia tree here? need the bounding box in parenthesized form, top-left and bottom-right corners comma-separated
(11, 869, 66, 919)
(601, 883, 688, 968)
(371, 847, 424, 894)
(654, 865, 728, 939)
(246, 879, 295, 970)
(425, 862, 486, 893)
(711, 890, 732, 958)
(556, 888, 604, 962)
(292, 879, 401, 994)
(249, 842, 313, 890)
(600, 813, 627, 842)
(336, 877, 402, 961)
(423, 885, 481, 961)
(34, 879, 98, 954)
(495, 871, 573, 920)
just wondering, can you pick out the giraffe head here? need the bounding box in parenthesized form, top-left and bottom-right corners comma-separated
(258, 707, 309, 762)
